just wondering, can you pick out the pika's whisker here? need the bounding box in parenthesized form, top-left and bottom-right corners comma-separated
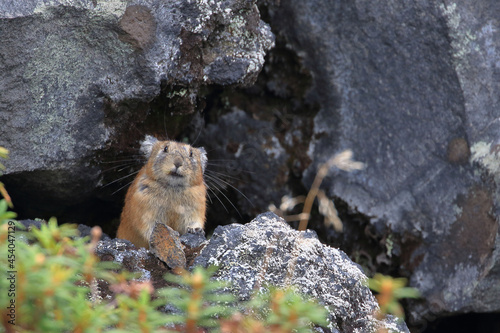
(206, 185, 229, 213)
(101, 157, 144, 164)
(204, 173, 228, 190)
(102, 170, 140, 189)
(101, 163, 139, 173)
(205, 163, 256, 175)
(205, 172, 253, 207)
(205, 174, 242, 217)
(205, 169, 243, 181)
(112, 180, 135, 195)
(191, 122, 203, 146)
(205, 190, 214, 204)
(206, 159, 242, 162)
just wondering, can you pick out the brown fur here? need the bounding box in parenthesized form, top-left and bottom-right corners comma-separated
(117, 138, 207, 248)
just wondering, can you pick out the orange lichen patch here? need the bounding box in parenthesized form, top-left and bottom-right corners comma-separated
(149, 222, 186, 269)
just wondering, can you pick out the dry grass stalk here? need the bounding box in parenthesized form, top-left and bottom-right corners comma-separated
(296, 149, 364, 231)
(317, 190, 343, 232)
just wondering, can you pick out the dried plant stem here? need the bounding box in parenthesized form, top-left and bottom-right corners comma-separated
(298, 163, 329, 231)
(298, 150, 365, 231)
(266, 150, 365, 231)
(0, 182, 13, 208)
(283, 213, 309, 222)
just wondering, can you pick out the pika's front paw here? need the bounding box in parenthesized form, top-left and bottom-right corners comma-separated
(187, 226, 205, 236)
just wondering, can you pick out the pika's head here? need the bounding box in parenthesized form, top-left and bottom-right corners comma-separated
(141, 135, 207, 187)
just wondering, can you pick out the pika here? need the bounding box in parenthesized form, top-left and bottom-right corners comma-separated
(117, 135, 207, 248)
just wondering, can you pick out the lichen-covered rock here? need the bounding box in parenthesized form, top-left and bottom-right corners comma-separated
(194, 212, 409, 333)
(149, 222, 186, 269)
(95, 238, 173, 290)
(96, 231, 208, 282)
(264, 0, 500, 324)
(19, 219, 111, 242)
(0, 0, 273, 221)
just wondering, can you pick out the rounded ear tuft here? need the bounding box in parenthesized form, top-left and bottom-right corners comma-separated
(140, 135, 158, 158)
(199, 147, 207, 173)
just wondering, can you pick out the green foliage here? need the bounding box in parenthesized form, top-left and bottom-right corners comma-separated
(0, 147, 8, 172)
(1, 219, 329, 333)
(107, 285, 170, 333)
(368, 273, 420, 320)
(0, 200, 16, 224)
(246, 287, 329, 332)
(0, 147, 13, 208)
(0, 218, 123, 333)
(160, 266, 236, 331)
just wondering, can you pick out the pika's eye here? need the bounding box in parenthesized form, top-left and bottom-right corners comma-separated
(189, 149, 193, 157)
(163, 145, 168, 152)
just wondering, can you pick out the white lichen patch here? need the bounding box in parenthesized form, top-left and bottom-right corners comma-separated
(187, 0, 230, 34)
(439, 3, 478, 76)
(478, 22, 498, 65)
(94, 0, 128, 18)
(263, 136, 285, 159)
(452, 203, 463, 217)
(470, 141, 500, 204)
(443, 263, 479, 308)
(183, 0, 273, 84)
(471, 141, 500, 176)
(33, 0, 127, 18)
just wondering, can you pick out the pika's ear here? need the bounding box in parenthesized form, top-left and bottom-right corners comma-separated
(140, 135, 158, 157)
(199, 147, 207, 174)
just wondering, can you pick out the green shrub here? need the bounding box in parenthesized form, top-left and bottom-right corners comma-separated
(0, 217, 121, 332)
(0, 218, 328, 333)
(368, 273, 420, 320)
(244, 286, 329, 332)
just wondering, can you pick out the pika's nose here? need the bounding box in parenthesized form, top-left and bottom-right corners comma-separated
(174, 156, 183, 168)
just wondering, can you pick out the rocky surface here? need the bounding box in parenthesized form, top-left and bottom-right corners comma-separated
(19, 219, 111, 242)
(93, 213, 411, 332)
(95, 238, 173, 291)
(4, 0, 500, 329)
(95, 230, 207, 286)
(0, 0, 273, 222)
(149, 222, 187, 269)
(194, 212, 409, 333)
(261, 0, 500, 326)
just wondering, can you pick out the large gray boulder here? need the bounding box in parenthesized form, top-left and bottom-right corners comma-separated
(263, 0, 500, 324)
(194, 212, 409, 333)
(0, 0, 273, 218)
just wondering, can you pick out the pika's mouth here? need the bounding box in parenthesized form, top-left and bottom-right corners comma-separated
(168, 171, 184, 178)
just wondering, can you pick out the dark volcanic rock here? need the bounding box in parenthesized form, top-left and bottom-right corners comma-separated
(194, 212, 409, 333)
(201, 108, 290, 218)
(19, 219, 111, 241)
(265, 0, 500, 324)
(95, 238, 172, 289)
(0, 0, 273, 222)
